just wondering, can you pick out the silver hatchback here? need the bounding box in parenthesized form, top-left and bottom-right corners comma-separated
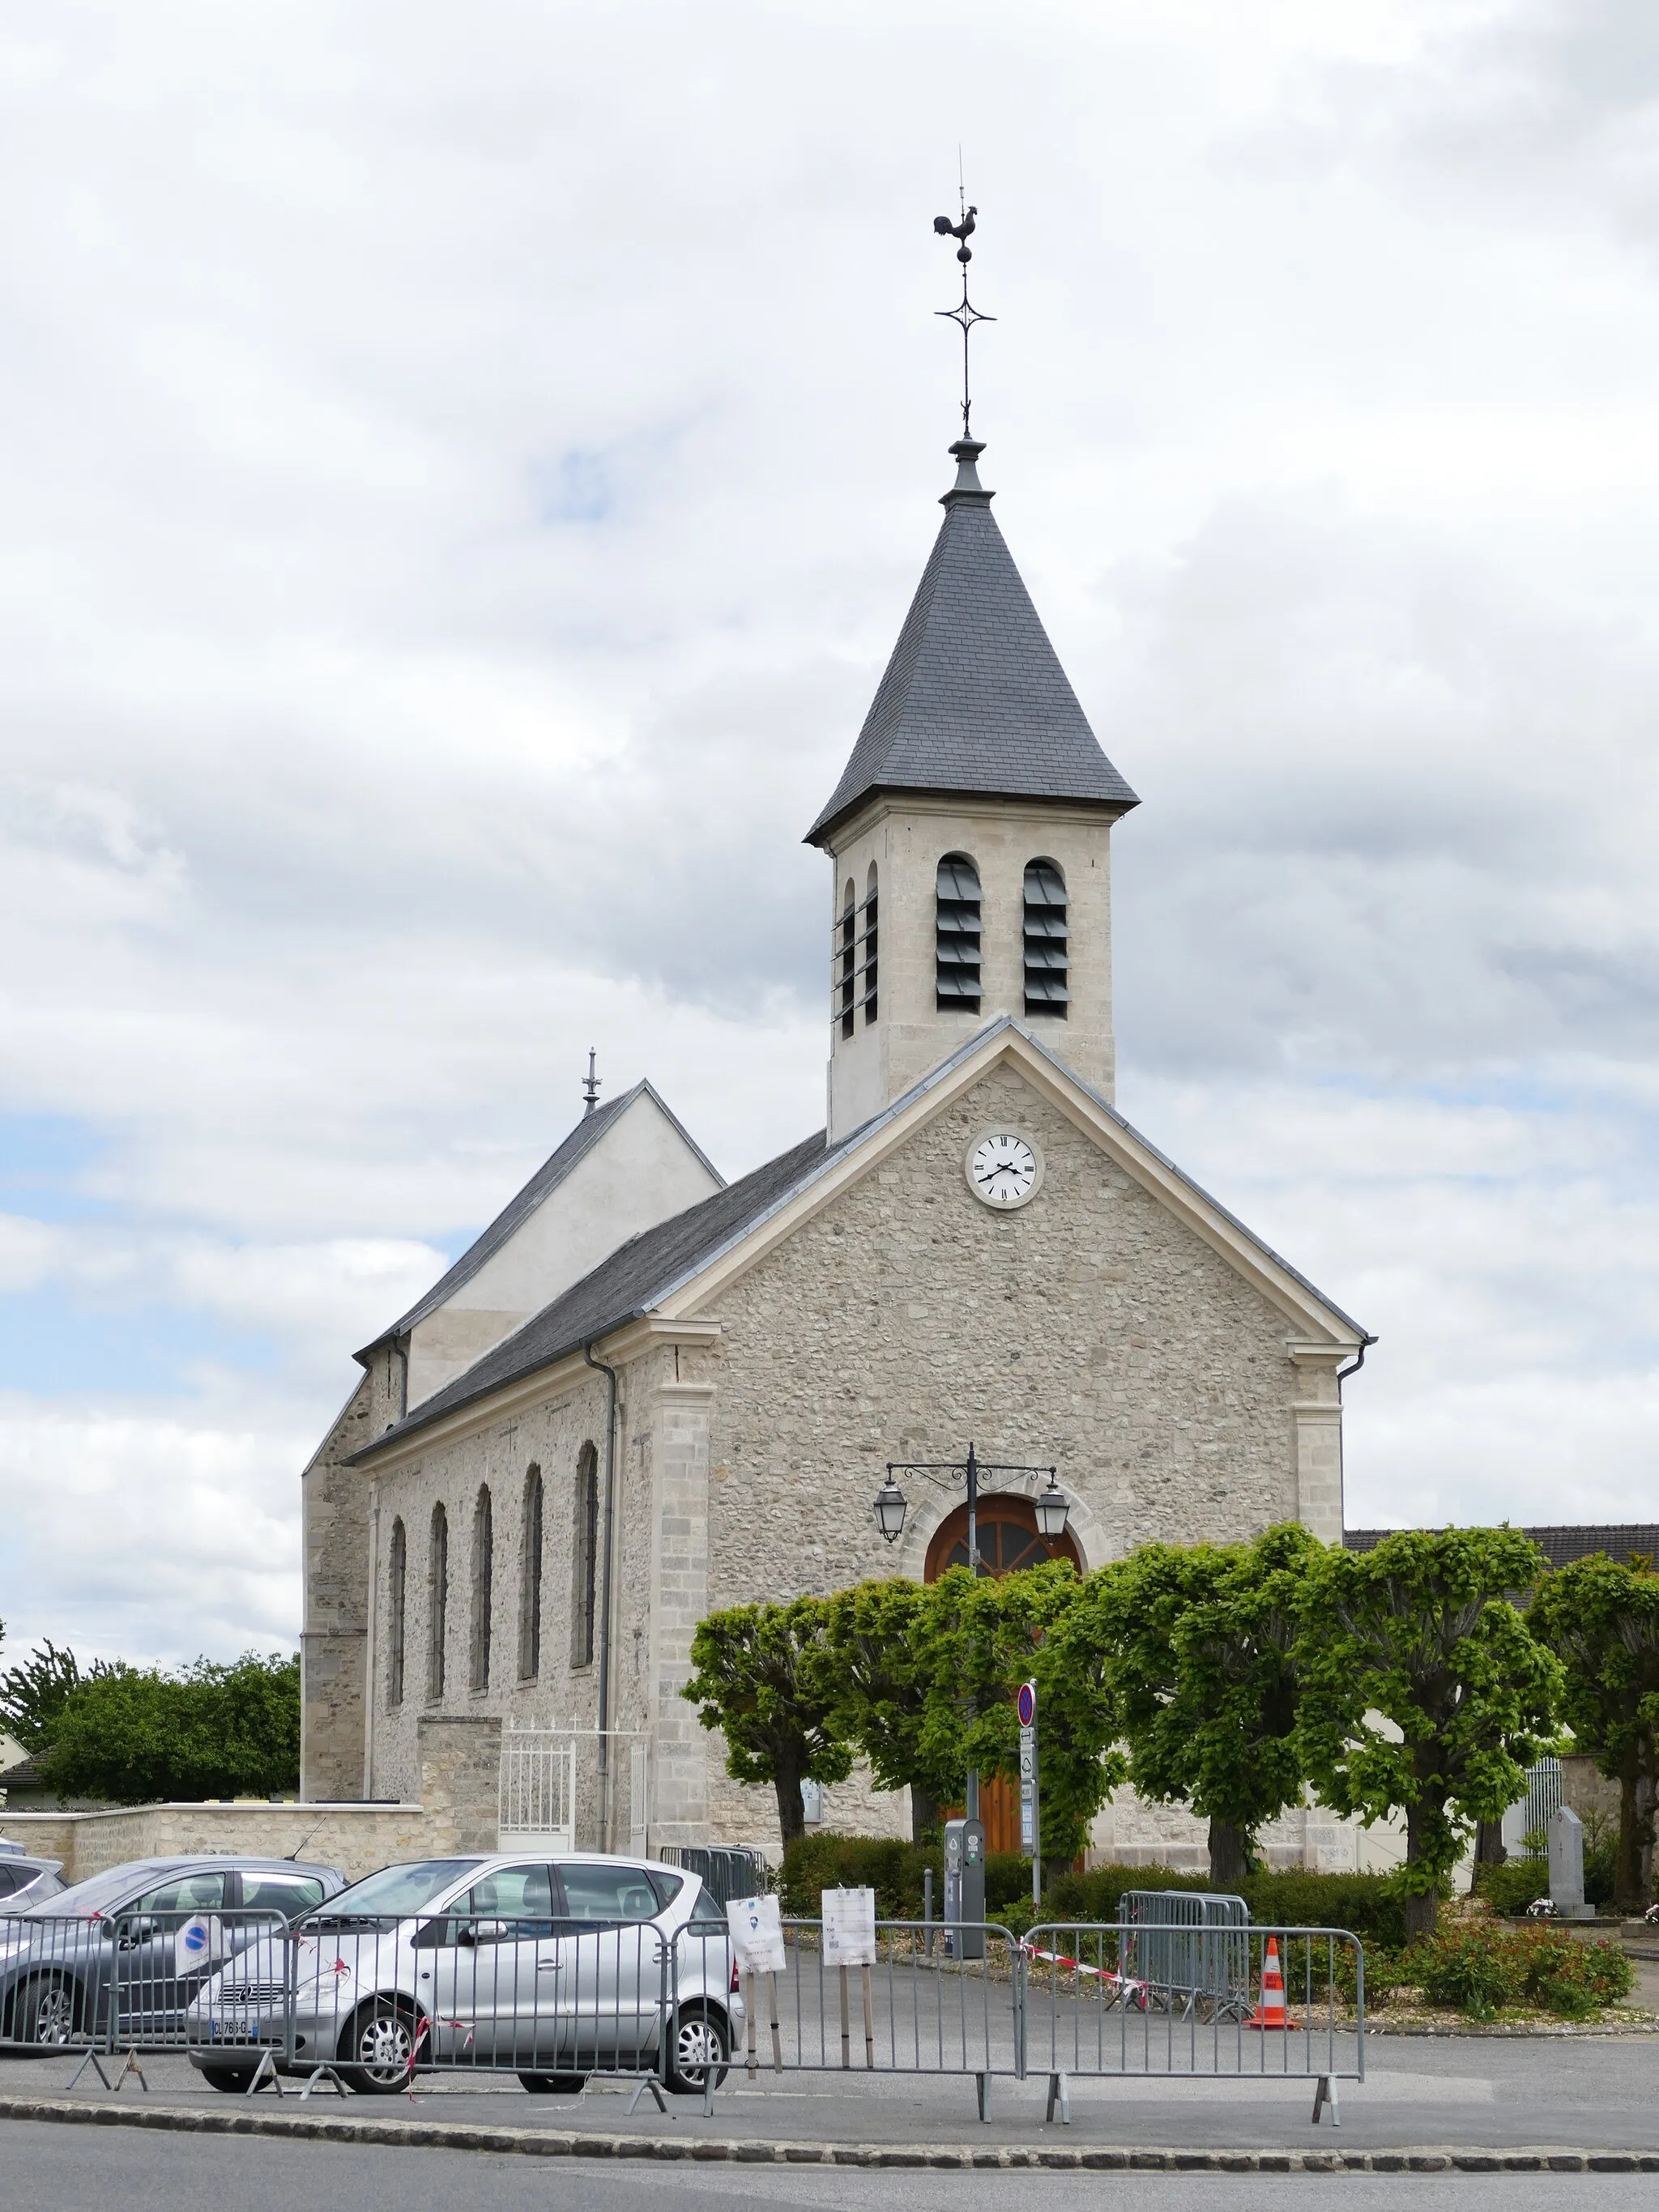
(188, 1852, 741, 2095)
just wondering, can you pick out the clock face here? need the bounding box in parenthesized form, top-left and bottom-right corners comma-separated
(966, 1132, 1042, 1210)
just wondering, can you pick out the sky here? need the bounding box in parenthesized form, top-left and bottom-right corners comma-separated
(3, 0, 1659, 1669)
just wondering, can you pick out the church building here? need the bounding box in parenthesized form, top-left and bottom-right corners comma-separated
(300, 430, 1372, 1865)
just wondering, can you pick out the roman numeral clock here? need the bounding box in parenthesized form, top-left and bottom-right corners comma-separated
(965, 1130, 1044, 1211)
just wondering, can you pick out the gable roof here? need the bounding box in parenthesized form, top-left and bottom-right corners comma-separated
(356, 1080, 723, 1363)
(1346, 1525, 1659, 1571)
(806, 443, 1139, 847)
(352, 1019, 1369, 1464)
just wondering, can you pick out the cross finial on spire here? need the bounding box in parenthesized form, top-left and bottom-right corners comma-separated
(932, 182, 994, 441)
(582, 1047, 600, 1116)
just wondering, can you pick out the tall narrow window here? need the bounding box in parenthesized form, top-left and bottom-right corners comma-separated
(838, 880, 856, 1038)
(469, 1485, 493, 1693)
(861, 863, 878, 1025)
(1023, 859, 1068, 1016)
(572, 1441, 599, 1667)
(936, 854, 982, 1011)
(427, 1502, 449, 1703)
(518, 1464, 544, 1681)
(386, 1517, 407, 1709)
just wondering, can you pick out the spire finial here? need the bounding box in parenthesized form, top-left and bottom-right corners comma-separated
(932, 180, 994, 443)
(582, 1047, 600, 1116)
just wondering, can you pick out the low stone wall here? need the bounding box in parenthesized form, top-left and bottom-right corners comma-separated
(0, 1714, 504, 1886)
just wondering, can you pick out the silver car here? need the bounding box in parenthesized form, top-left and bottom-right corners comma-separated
(187, 1852, 742, 2095)
(0, 1854, 64, 1909)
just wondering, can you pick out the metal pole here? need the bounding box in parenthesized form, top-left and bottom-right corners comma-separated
(965, 1441, 979, 1826)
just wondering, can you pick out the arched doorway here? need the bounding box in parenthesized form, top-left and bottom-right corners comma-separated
(923, 1493, 1081, 1855)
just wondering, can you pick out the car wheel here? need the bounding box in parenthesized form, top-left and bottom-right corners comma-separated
(13, 1975, 81, 2046)
(518, 2071, 587, 2094)
(665, 2003, 729, 2094)
(338, 1998, 421, 2093)
(199, 2065, 258, 2093)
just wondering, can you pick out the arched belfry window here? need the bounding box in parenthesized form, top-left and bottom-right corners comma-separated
(427, 1502, 449, 1703)
(1023, 859, 1068, 1016)
(836, 872, 879, 1038)
(386, 1517, 407, 1709)
(469, 1485, 493, 1693)
(518, 1464, 544, 1681)
(936, 855, 982, 1012)
(573, 1442, 599, 1668)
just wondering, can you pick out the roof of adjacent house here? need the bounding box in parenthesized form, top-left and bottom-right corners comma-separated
(356, 1080, 723, 1362)
(805, 443, 1139, 847)
(351, 1018, 1367, 1464)
(1344, 1526, 1659, 1570)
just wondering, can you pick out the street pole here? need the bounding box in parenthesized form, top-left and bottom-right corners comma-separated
(965, 1440, 979, 1826)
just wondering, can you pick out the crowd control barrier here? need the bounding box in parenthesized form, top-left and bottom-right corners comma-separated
(1, 1906, 1364, 2126)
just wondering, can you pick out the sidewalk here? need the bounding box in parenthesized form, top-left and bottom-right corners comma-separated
(2, 2033, 1657, 2167)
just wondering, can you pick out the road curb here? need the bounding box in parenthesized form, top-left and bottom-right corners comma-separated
(2, 2095, 1657, 2173)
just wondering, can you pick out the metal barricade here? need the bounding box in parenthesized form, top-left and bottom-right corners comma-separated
(1120, 1889, 1252, 2018)
(655, 1845, 770, 1907)
(1023, 1921, 1364, 2125)
(672, 1916, 1022, 2121)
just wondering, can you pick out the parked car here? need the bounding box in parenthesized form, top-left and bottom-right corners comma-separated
(0, 1855, 65, 1909)
(0, 1856, 346, 2055)
(186, 1852, 740, 2096)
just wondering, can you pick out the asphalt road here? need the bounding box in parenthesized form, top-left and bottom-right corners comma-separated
(2, 2122, 1658, 2212)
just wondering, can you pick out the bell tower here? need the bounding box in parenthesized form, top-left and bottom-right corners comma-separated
(806, 436, 1138, 1142)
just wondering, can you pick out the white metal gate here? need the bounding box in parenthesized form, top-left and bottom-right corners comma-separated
(497, 1723, 578, 1852)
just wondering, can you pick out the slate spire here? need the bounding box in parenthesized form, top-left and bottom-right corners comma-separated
(805, 439, 1138, 847)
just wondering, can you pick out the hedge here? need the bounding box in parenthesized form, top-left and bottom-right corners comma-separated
(777, 1835, 1034, 1922)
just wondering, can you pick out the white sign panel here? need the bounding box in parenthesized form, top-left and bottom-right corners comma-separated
(727, 1892, 787, 1975)
(175, 1914, 228, 1972)
(821, 1885, 877, 1968)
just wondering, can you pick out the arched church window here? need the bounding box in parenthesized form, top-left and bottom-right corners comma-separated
(427, 1502, 449, 1703)
(1023, 859, 1068, 1017)
(469, 1485, 493, 1693)
(386, 1516, 407, 1709)
(862, 863, 878, 1025)
(936, 855, 981, 1012)
(573, 1442, 599, 1668)
(518, 1464, 544, 1681)
(838, 880, 856, 1038)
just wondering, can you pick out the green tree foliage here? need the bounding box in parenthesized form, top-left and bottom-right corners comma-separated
(41, 1652, 301, 1803)
(817, 1579, 945, 1840)
(1048, 1524, 1320, 1885)
(1294, 1528, 1561, 1941)
(1529, 1554, 1659, 1912)
(0, 1639, 102, 1752)
(682, 1598, 853, 1844)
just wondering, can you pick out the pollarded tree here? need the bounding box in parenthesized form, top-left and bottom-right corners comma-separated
(1047, 1525, 1322, 1886)
(1529, 1554, 1659, 1913)
(1295, 1527, 1561, 1942)
(682, 1597, 854, 1846)
(817, 1579, 949, 1841)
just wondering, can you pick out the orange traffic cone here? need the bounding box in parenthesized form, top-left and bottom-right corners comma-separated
(1246, 1936, 1299, 2031)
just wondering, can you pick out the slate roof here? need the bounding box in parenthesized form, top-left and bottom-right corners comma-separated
(356, 1080, 723, 1362)
(1345, 1526, 1659, 1570)
(806, 443, 1139, 846)
(352, 1017, 1369, 1463)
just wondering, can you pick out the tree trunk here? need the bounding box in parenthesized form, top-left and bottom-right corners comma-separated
(1208, 1818, 1248, 1887)
(1615, 1754, 1656, 1916)
(910, 1781, 940, 1845)
(1402, 1800, 1438, 1944)
(1469, 1818, 1505, 1894)
(774, 1765, 806, 1848)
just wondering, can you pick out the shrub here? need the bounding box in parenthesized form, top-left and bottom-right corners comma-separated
(778, 1835, 1037, 1927)
(1412, 1921, 1633, 2020)
(1043, 1866, 1410, 1950)
(1475, 1857, 1549, 1919)
(1414, 1926, 1520, 2019)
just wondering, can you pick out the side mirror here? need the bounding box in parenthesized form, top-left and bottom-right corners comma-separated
(116, 1916, 160, 1949)
(458, 1918, 509, 1947)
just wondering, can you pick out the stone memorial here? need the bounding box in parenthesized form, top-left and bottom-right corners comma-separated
(1549, 1804, 1595, 1920)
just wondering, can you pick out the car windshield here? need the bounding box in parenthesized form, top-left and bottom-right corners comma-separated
(20, 1865, 168, 1918)
(309, 1860, 479, 1920)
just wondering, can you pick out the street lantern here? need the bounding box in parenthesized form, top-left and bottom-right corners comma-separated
(872, 1474, 909, 1544)
(1034, 1474, 1070, 1544)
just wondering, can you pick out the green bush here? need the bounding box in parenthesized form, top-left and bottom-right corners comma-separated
(1475, 1857, 1549, 1918)
(778, 1835, 1037, 1926)
(1411, 1921, 1634, 2020)
(1043, 1865, 1410, 1950)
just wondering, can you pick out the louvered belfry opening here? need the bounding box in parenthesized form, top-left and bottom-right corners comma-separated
(835, 873, 879, 1037)
(1022, 858, 1068, 1016)
(936, 853, 982, 1012)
